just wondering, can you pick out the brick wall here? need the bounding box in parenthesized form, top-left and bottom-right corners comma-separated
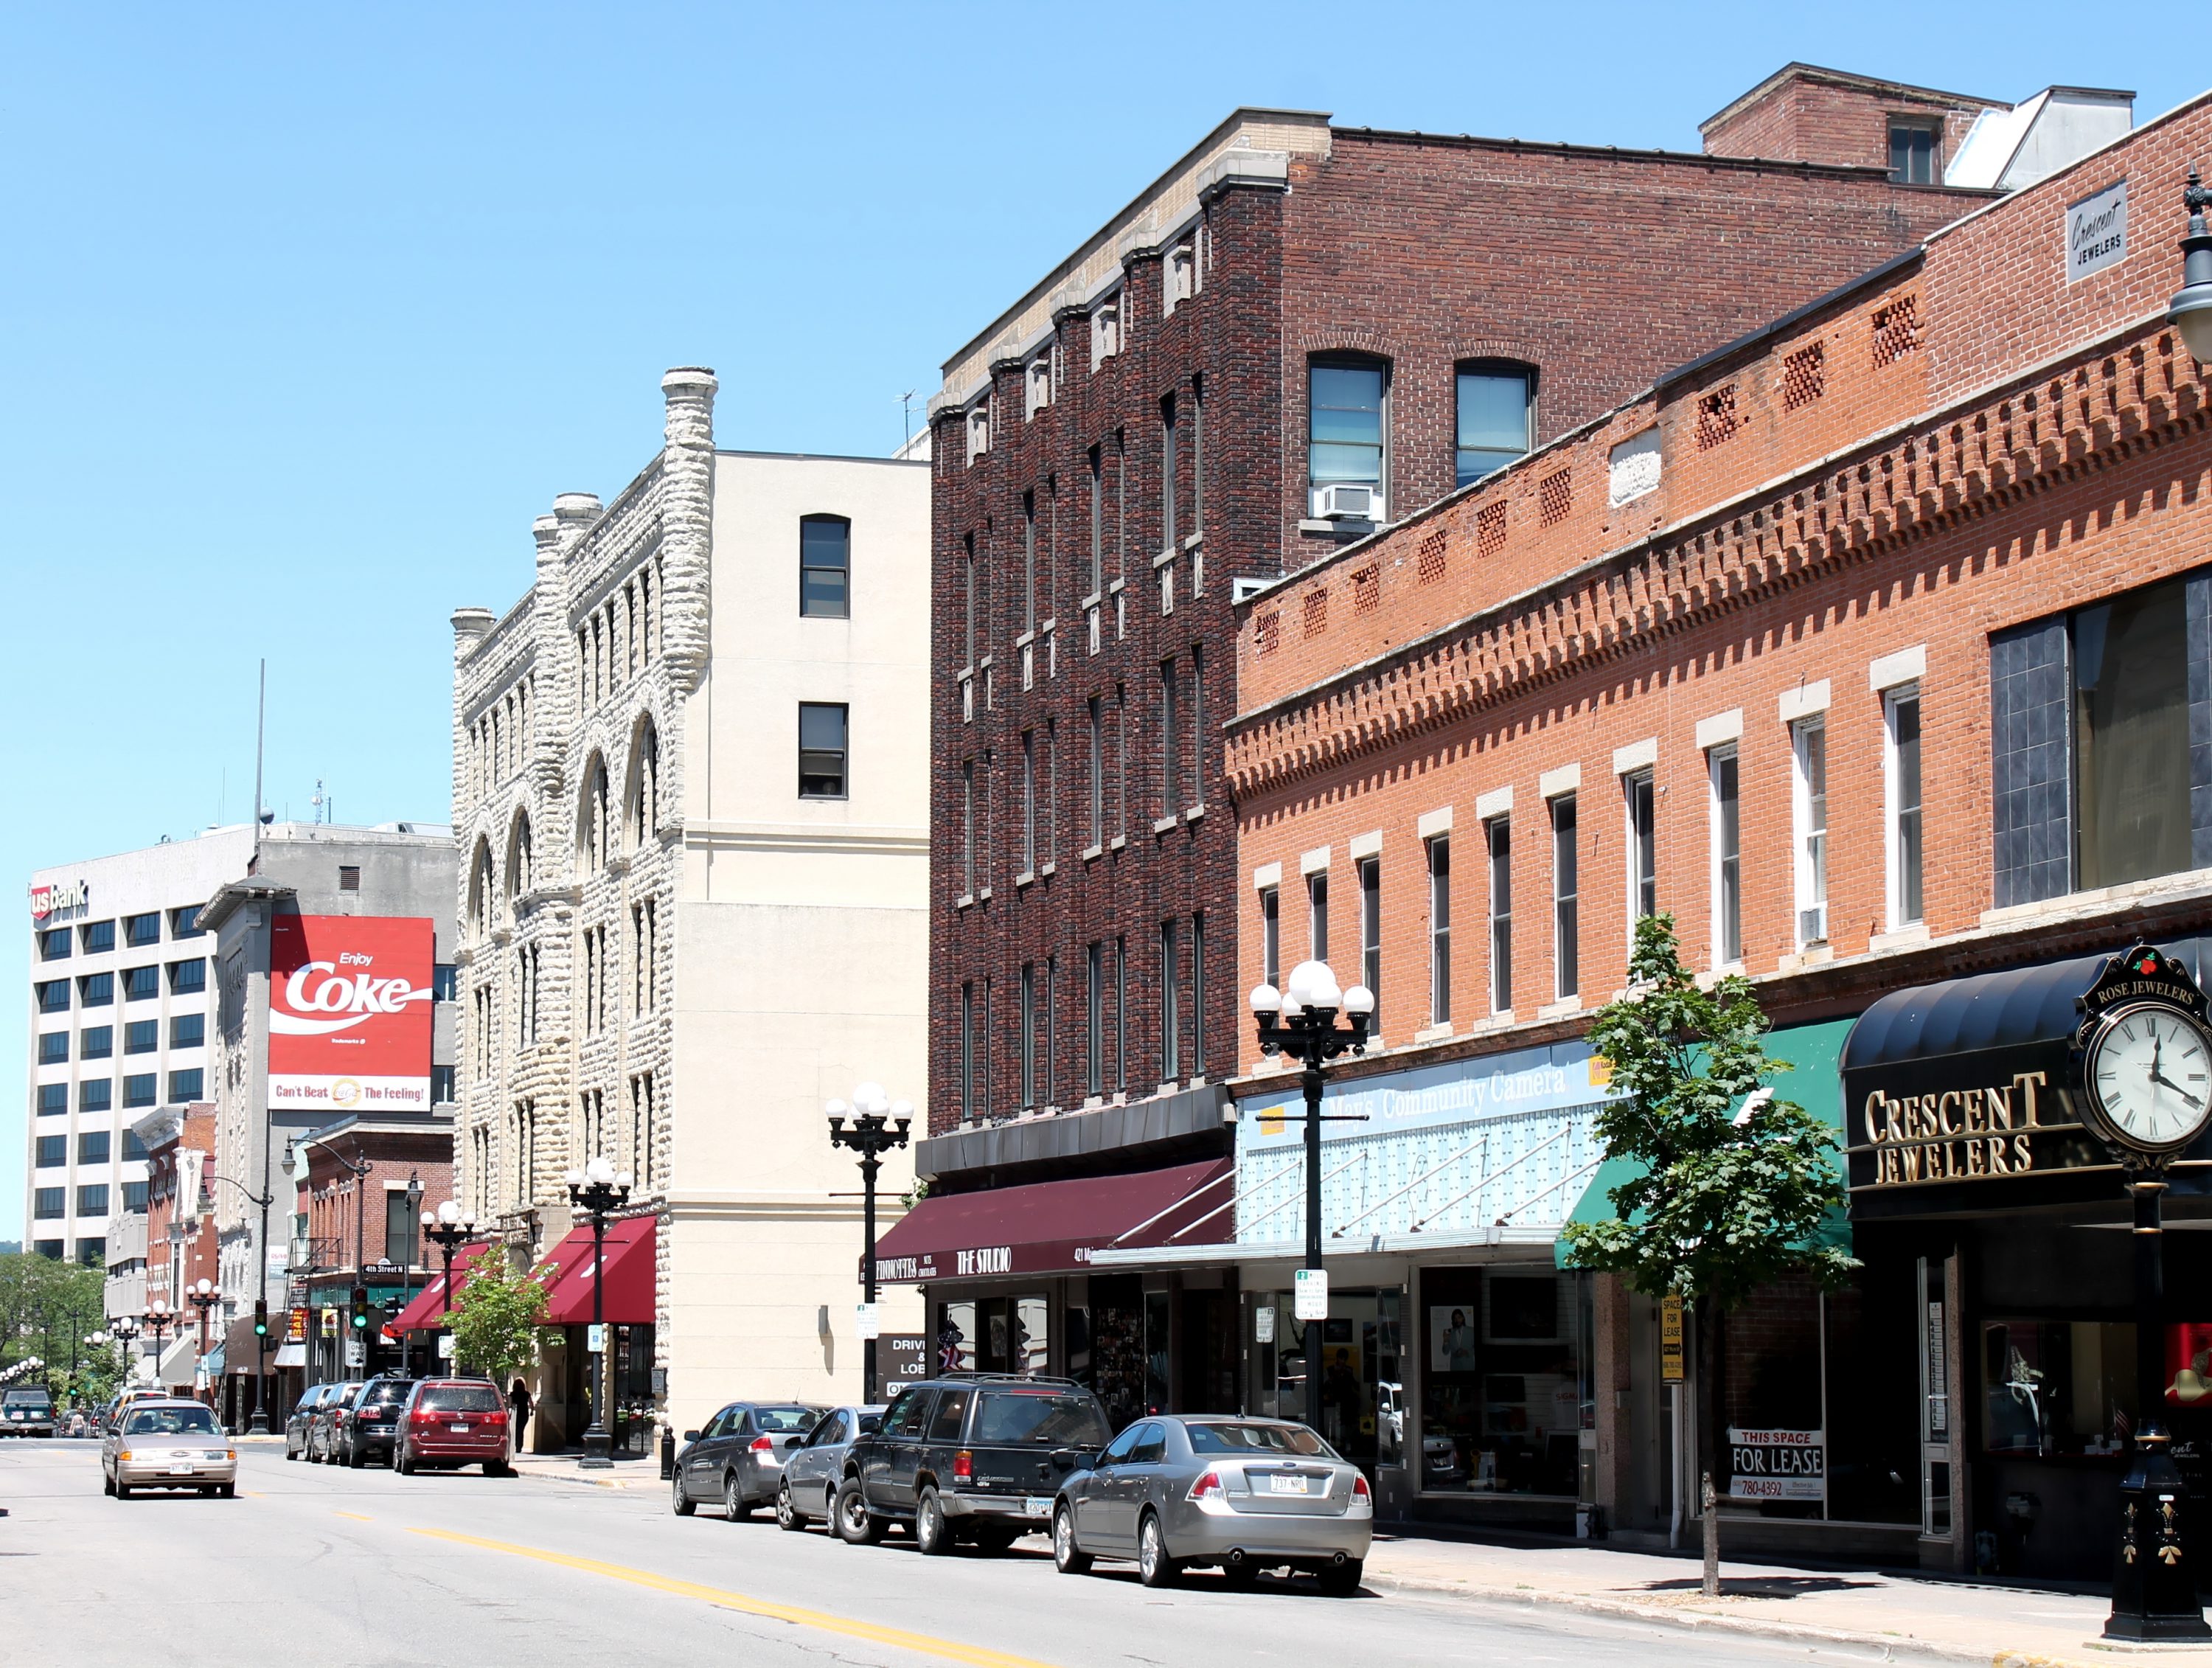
(1703, 68, 1991, 174)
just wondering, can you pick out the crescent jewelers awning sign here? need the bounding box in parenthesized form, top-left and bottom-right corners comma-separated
(267, 914, 435, 1111)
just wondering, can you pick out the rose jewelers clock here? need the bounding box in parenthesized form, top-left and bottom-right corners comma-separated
(2078, 945, 2212, 1160)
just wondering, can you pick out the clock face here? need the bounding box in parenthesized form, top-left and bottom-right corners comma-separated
(2086, 1001, 2212, 1153)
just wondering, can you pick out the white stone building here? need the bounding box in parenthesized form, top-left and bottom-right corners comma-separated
(451, 367, 930, 1445)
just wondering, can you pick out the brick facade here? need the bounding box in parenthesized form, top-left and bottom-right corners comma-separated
(928, 86, 1994, 1144)
(1702, 63, 1995, 176)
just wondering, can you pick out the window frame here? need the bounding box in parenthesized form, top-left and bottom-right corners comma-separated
(1550, 793, 1579, 1001)
(1885, 685, 1924, 928)
(1259, 884, 1281, 992)
(1792, 716, 1829, 948)
(1427, 835, 1452, 1027)
(1709, 744, 1743, 967)
(1357, 855, 1382, 1021)
(1487, 817, 1513, 1015)
(1307, 352, 1391, 516)
(798, 701, 851, 801)
(1453, 360, 1537, 490)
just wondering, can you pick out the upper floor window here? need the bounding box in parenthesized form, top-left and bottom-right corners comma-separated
(38, 1032, 66, 1066)
(1888, 120, 1938, 185)
(1455, 364, 1534, 489)
(35, 980, 68, 1014)
(81, 920, 115, 955)
(1792, 718, 1829, 948)
(79, 971, 113, 1007)
(38, 927, 69, 961)
(125, 913, 159, 948)
(1308, 356, 1388, 518)
(799, 703, 849, 799)
(800, 515, 851, 619)
(582, 758, 611, 872)
(627, 726, 661, 846)
(1624, 768, 1657, 922)
(170, 904, 203, 939)
(167, 958, 206, 995)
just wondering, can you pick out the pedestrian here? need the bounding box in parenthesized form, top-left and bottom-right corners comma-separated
(508, 1378, 533, 1451)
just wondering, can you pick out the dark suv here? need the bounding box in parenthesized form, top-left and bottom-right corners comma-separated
(335, 1377, 416, 1468)
(2, 1387, 55, 1439)
(833, 1375, 1111, 1555)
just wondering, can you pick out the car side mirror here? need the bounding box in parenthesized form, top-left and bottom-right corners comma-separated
(683, 1430, 700, 1442)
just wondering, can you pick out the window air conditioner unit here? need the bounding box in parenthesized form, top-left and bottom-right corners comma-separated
(1798, 905, 1827, 946)
(1315, 484, 1381, 521)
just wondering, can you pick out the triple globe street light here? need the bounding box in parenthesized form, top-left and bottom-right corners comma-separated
(566, 1156, 633, 1470)
(826, 1083, 912, 1405)
(419, 1199, 484, 1375)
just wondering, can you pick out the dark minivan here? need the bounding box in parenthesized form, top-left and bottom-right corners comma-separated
(833, 1375, 1111, 1555)
(335, 1377, 416, 1468)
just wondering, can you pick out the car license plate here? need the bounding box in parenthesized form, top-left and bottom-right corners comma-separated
(450, 1425, 470, 1434)
(1024, 1495, 1049, 1518)
(1267, 1475, 1310, 1495)
(168, 1466, 197, 1476)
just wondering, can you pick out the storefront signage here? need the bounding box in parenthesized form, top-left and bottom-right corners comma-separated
(27, 879, 88, 920)
(1255, 1306, 1276, 1344)
(1243, 1040, 1623, 1147)
(1728, 1428, 1825, 1501)
(2066, 178, 2128, 283)
(880, 1334, 929, 1394)
(1855, 1069, 2064, 1185)
(267, 914, 435, 1112)
(1660, 1294, 1684, 1383)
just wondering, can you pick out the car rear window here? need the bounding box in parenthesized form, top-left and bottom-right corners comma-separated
(4, 1390, 52, 1408)
(361, 1383, 413, 1405)
(751, 1405, 821, 1434)
(419, 1384, 502, 1413)
(1186, 1421, 1334, 1457)
(971, 1390, 1111, 1446)
(125, 1407, 220, 1437)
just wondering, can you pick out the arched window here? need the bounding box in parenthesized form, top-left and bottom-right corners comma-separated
(467, 839, 494, 933)
(800, 515, 851, 619)
(627, 721, 661, 847)
(507, 813, 534, 915)
(581, 756, 610, 874)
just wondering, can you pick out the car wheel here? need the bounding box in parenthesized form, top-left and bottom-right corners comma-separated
(833, 1478, 885, 1546)
(348, 1441, 366, 1470)
(284, 1444, 297, 1462)
(397, 1445, 416, 1477)
(1051, 1504, 1093, 1575)
(723, 1473, 753, 1521)
(102, 1470, 116, 1498)
(672, 1471, 697, 1516)
(1318, 1557, 1363, 1596)
(776, 1481, 804, 1532)
(914, 1486, 952, 1556)
(115, 1482, 132, 1500)
(1137, 1512, 1180, 1589)
(218, 1483, 236, 1499)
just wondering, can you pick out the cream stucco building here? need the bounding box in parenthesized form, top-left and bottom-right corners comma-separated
(450, 368, 929, 1446)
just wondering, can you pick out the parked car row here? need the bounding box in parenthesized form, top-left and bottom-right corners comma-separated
(285, 1376, 515, 1476)
(671, 1372, 1371, 1593)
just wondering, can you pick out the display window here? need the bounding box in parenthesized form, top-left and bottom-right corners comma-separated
(1417, 1266, 1587, 1495)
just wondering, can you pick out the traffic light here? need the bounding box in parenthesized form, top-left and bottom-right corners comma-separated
(253, 1299, 269, 1343)
(350, 1285, 370, 1330)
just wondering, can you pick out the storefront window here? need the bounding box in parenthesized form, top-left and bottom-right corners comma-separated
(1088, 1276, 1145, 1431)
(1983, 1319, 2136, 1458)
(1419, 1267, 1584, 1495)
(1245, 1287, 1402, 1471)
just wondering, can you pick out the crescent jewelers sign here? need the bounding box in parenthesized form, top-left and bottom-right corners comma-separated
(267, 914, 435, 1111)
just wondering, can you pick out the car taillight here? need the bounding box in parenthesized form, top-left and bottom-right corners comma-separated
(1352, 1473, 1371, 1500)
(953, 1449, 973, 1481)
(750, 1436, 774, 1453)
(485, 1410, 507, 1425)
(1187, 1470, 1225, 1504)
(411, 1409, 433, 1427)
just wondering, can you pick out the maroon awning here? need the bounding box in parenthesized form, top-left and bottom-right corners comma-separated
(872, 1156, 1233, 1282)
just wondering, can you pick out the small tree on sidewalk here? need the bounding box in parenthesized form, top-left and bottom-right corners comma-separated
(445, 1250, 555, 1389)
(1561, 914, 1855, 1596)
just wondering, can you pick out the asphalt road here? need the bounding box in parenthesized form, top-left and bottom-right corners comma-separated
(1, 1438, 1926, 1668)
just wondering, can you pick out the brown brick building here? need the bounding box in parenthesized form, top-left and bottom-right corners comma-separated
(894, 66, 2127, 1434)
(1225, 87, 2211, 1573)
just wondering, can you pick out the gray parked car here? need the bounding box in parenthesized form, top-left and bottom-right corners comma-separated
(775, 1405, 885, 1531)
(672, 1401, 827, 1520)
(1051, 1416, 1372, 1592)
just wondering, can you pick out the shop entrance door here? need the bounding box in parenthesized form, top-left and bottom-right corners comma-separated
(1244, 1286, 1402, 1468)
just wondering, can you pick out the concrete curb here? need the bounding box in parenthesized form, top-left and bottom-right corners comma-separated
(1364, 1566, 2168, 1668)
(509, 1464, 651, 1492)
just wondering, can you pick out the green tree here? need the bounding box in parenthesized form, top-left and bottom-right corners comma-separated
(0, 1252, 108, 1388)
(1561, 914, 1855, 1595)
(443, 1249, 554, 1385)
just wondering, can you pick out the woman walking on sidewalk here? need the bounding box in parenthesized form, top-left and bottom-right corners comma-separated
(508, 1380, 533, 1452)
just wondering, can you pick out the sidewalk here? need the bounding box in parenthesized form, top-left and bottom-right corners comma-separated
(1362, 1532, 2212, 1666)
(508, 1450, 661, 1490)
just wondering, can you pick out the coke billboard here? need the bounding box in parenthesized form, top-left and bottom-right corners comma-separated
(268, 915, 435, 1113)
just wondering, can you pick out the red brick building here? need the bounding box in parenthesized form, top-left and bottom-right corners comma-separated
(136, 1102, 218, 1391)
(1228, 87, 2211, 1573)
(900, 66, 2125, 1430)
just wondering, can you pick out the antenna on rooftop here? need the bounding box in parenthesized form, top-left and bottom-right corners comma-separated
(899, 389, 917, 451)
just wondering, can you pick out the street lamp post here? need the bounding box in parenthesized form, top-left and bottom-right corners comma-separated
(395, 1172, 423, 1375)
(1249, 959, 1374, 1438)
(420, 1200, 481, 1372)
(2167, 167, 2212, 363)
(565, 1157, 632, 1470)
(106, 1317, 139, 1386)
(187, 1278, 221, 1402)
(827, 1085, 912, 1404)
(203, 1171, 277, 1431)
(143, 1299, 175, 1391)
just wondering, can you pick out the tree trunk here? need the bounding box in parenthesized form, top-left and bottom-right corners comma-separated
(1698, 1299, 1724, 1597)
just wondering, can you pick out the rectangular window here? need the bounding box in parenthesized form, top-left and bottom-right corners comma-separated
(1161, 395, 1178, 552)
(1309, 358, 1387, 512)
(1158, 658, 1179, 819)
(1260, 885, 1281, 990)
(80, 1025, 111, 1059)
(1309, 871, 1329, 962)
(431, 1064, 456, 1104)
(339, 864, 362, 892)
(1455, 365, 1534, 488)
(167, 1068, 204, 1102)
(1711, 746, 1742, 965)
(38, 927, 70, 961)
(1188, 646, 1205, 810)
(80, 1079, 112, 1113)
(125, 1019, 157, 1054)
(1889, 688, 1924, 925)
(170, 1012, 204, 1050)
(35, 1134, 65, 1169)
(432, 962, 459, 1001)
(1428, 836, 1452, 1026)
(963, 534, 976, 668)
(960, 981, 976, 1122)
(1023, 490, 1037, 632)
(799, 515, 852, 619)
(1020, 730, 1037, 875)
(125, 913, 159, 948)
(1160, 920, 1180, 1082)
(1116, 935, 1128, 1092)
(386, 1189, 418, 1265)
(77, 1130, 110, 1166)
(122, 1074, 153, 1109)
(37, 980, 69, 1013)
(122, 1181, 149, 1213)
(1088, 445, 1104, 596)
(122, 1128, 146, 1161)
(1086, 697, 1104, 847)
(77, 1184, 108, 1216)
(1191, 911, 1207, 1077)
(1625, 770, 1657, 922)
(1116, 684, 1130, 837)
(1792, 718, 1829, 946)
(1191, 379, 1204, 537)
(1044, 955, 1057, 1107)
(961, 759, 975, 897)
(1551, 794, 1579, 1001)
(38, 1084, 66, 1116)
(170, 904, 202, 939)
(1085, 942, 1104, 1098)
(38, 1032, 66, 1066)
(78, 973, 111, 1008)
(123, 965, 157, 1001)
(33, 1189, 63, 1220)
(1889, 121, 1936, 185)
(799, 702, 849, 799)
(1044, 720, 1058, 866)
(1020, 962, 1037, 1111)
(1488, 818, 1513, 1014)
(167, 958, 206, 994)
(1357, 856, 1382, 1020)
(83, 920, 116, 954)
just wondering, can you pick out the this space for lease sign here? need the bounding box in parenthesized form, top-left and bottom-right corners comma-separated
(268, 914, 434, 1113)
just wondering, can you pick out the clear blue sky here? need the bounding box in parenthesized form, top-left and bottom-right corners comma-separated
(0, 1, 2199, 1239)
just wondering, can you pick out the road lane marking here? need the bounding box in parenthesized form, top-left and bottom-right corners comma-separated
(407, 1527, 1064, 1668)
(334, 1511, 374, 1521)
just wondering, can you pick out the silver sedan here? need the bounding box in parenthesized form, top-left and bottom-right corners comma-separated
(1052, 1416, 1371, 1593)
(774, 1405, 884, 1531)
(102, 1400, 237, 1499)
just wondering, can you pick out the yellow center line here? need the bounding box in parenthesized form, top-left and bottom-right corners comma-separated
(333, 1510, 374, 1521)
(407, 1526, 1065, 1668)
